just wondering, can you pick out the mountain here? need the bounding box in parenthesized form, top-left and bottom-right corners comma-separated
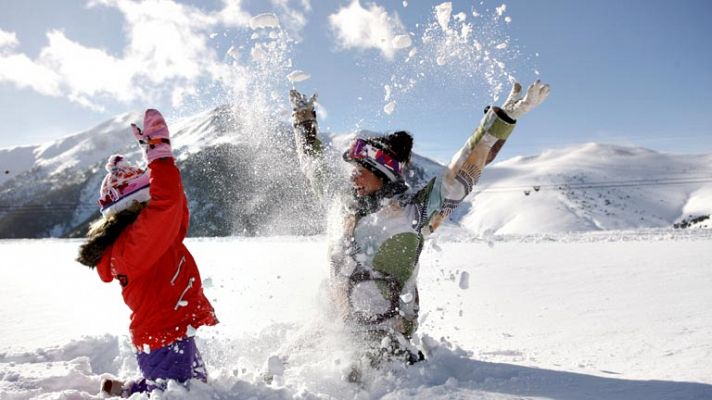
(456, 143, 712, 234)
(0, 106, 443, 238)
(1, 109, 711, 238)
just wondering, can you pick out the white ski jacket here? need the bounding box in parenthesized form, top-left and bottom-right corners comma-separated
(293, 105, 517, 336)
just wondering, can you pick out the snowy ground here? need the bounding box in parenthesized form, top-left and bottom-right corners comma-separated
(2, 229, 712, 399)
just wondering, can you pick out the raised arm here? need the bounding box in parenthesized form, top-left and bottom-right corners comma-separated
(290, 90, 323, 159)
(289, 90, 340, 201)
(414, 81, 550, 235)
(113, 109, 184, 276)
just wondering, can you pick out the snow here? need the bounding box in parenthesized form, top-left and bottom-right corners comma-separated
(249, 13, 280, 30)
(286, 70, 310, 83)
(0, 111, 142, 186)
(250, 45, 267, 62)
(392, 34, 412, 49)
(383, 100, 396, 115)
(458, 143, 712, 234)
(434, 2, 453, 33)
(1, 232, 711, 399)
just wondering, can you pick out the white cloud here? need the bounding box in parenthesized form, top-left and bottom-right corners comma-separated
(0, 0, 311, 112)
(91, 0, 220, 84)
(39, 30, 134, 101)
(269, 0, 309, 41)
(0, 29, 19, 51)
(328, 0, 407, 60)
(0, 53, 62, 96)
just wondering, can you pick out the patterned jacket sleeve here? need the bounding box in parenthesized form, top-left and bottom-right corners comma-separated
(410, 106, 516, 235)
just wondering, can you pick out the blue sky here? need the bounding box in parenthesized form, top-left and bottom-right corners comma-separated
(1, 0, 710, 163)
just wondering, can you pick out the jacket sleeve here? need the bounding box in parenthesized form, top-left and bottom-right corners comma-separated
(111, 157, 184, 276)
(412, 106, 516, 236)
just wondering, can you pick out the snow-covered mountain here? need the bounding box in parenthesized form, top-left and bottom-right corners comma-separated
(1, 108, 710, 238)
(0, 107, 442, 238)
(458, 143, 712, 234)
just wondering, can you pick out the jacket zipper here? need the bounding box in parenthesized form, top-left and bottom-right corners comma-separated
(170, 255, 186, 286)
(174, 277, 195, 310)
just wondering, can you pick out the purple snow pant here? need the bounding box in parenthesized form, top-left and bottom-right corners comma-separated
(127, 337, 207, 395)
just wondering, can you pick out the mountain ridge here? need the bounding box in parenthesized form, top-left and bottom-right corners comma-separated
(1, 107, 710, 238)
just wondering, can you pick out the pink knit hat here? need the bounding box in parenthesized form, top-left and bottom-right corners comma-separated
(98, 154, 150, 216)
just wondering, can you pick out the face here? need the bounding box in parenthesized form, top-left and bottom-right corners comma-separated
(351, 164, 384, 197)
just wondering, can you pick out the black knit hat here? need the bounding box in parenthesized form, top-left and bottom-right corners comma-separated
(343, 130, 413, 183)
(370, 131, 413, 164)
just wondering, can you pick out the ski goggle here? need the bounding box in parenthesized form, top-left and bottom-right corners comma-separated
(344, 138, 405, 181)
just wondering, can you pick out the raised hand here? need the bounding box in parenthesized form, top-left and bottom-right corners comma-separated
(289, 89, 317, 111)
(500, 80, 550, 120)
(131, 109, 173, 162)
(289, 90, 318, 126)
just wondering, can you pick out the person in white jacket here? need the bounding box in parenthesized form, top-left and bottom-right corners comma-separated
(290, 81, 550, 374)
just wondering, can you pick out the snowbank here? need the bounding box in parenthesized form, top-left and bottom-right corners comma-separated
(1, 233, 711, 399)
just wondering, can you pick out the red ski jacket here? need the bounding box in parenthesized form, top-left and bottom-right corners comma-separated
(97, 157, 218, 351)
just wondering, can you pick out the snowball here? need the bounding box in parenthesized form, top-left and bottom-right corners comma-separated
(249, 13, 280, 29)
(436, 55, 447, 66)
(384, 84, 392, 101)
(435, 2, 453, 32)
(384, 101, 396, 115)
(505, 16, 512, 24)
(287, 70, 311, 82)
(459, 271, 470, 290)
(392, 34, 412, 49)
(496, 42, 508, 50)
(496, 4, 507, 17)
(403, 1, 408, 7)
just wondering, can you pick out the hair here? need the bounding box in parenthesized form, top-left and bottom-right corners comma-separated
(76, 202, 147, 268)
(376, 130, 413, 163)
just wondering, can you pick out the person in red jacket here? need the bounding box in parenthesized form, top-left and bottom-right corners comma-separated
(77, 109, 218, 397)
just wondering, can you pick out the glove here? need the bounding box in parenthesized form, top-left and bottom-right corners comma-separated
(289, 90, 317, 125)
(500, 80, 550, 120)
(131, 109, 173, 162)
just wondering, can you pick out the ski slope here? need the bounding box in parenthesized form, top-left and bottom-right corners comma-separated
(1, 229, 711, 399)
